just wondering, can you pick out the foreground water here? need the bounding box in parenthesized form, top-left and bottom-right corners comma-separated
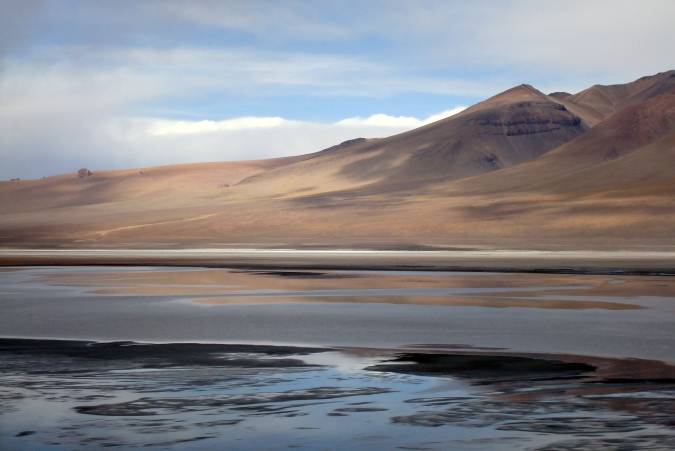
(1, 266, 674, 449)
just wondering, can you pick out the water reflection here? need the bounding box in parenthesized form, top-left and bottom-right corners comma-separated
(1, 339, 674, 450)
(1, 266, 675, 449)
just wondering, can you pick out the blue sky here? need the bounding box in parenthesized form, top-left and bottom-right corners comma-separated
(2, 0, 674, 178)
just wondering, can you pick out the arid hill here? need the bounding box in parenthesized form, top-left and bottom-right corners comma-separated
(233, 84, 587, 200)
(558, 70, 675, 126)
(1, 71, 674, 249)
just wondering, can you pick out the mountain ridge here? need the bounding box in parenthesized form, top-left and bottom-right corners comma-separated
(1, 70, 674, 249)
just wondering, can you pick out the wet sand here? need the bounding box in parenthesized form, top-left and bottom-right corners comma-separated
(1, 248, 675, 274)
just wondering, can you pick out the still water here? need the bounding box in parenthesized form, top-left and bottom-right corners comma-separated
(1, 267, 674, 449)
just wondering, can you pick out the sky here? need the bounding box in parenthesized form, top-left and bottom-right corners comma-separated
(1, 0, 674, 179)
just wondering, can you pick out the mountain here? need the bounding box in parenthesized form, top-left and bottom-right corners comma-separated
(232, 84, 587, 200)
(556, 70, 675, 126)
(448, 81, 675, 196)
(430, 86, 675, 246)
(1, 71, 673, 249)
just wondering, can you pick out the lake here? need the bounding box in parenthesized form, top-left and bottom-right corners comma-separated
(1, 266, 674, 450)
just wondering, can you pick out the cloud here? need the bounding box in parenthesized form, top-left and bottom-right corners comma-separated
(0, 105, 466, 179)
(378, 0, 675, 87)
(147, 116, 291, 136)
(158, 0, 354, 40)
(0, 41, 478, 179)
(7, 2, 674, 87)
(130, 1, 675, 81)
(3, 1, 673, 179)
(144, 106, 466, 139)
(421, 107, 468, 124)
(336, 114, 420, 128)
(146, 1, 675, 89)
(336, 106, 466, 128)
(125, 107, 466, 159)
(2, 45, 494, 107)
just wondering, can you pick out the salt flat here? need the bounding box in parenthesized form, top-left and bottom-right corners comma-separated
(1, 248, 675, 274)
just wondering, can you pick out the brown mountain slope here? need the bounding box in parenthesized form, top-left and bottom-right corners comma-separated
(1, 71, 674, 249)
(229, 84, 586, 200)
(406, 91, 675, 246)
(0, 156, 303, 215)
(558, 70, 675, 126)
(217, 90, 675, 248)
(441, 91, 675, 197)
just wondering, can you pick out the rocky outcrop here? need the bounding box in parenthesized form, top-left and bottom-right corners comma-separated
(339, 137, 367, 147)
(548, 91, 572, 99)
(472, 101, 584, 136)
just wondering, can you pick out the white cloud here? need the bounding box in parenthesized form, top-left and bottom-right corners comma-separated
(134, 1, 675, 81)
(336, 114, 420, 128)
(0, 43, 479, 179)
(1, 45, 495, 108)
(142, 107, 467, 141)
(147, 116, 292, 136)
(159, 1, 353, 41)
(336, 106, 466, 128)
(0, 105, 467, 179)
(133, 107, 467, 153)
(378, 1, 675, 86)
(423, 107, 467, 124)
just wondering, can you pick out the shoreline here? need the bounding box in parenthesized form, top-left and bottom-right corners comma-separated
(3, 336, 675, 377)
(1, 248, 674, 275)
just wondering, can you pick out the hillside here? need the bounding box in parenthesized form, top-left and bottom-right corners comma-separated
(1, 71, 673, 250)
(230, 84, 587, 200)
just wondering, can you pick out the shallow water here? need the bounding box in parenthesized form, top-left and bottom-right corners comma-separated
(1, 266, 675, 360)
(1, 339, 674, 450)
(1, 267, 674, 449)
